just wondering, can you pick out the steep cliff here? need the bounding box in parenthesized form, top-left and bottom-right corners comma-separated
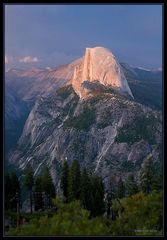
(72, 47, 133, 99)
(5, 58, 82, 154)
(9, 85, 162, 188)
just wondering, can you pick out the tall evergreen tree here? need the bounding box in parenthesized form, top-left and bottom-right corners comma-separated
(41, 167, 55, 199)
(34, 176, 43, 211)
(108, 176, 117, 199)
(127, 173, 138, 196)
(107, 176, 117, 219)
(33, 168, 55, 211)
(60, 161, 69, 202)
(152, 162, 163, 191)
(117, 177, 125, 199)
(140, 155, 155, 194)
(95, 176, 105, 216)
(68, 160, 81, 202)
(80, 168, 91, 209)
(24, 164, 34, 213)
(88, 175, 105, 217)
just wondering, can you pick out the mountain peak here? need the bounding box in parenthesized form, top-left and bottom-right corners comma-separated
(72, 46, 134, 99)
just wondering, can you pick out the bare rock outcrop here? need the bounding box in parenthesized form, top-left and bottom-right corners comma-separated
(72, 47, 134, 99)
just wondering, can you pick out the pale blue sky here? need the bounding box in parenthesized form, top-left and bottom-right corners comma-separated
(5, 4, 162, 69)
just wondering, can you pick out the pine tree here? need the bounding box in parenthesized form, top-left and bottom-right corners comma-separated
(107, 176, 117, 219)
(152, 162, 163, 191)
(60, 161, 69, 201)
(88, 175, 105, 217)
(127, 173, 138, 196)
(24, 164, 34, 213)
(34, 176, 43, 211)
(140, 155, 155, 194)
(108, 176, 117, 199)
(68, 160, 81, 202)
(41, 167, 55, 199)
(117, 177, 125, 199)
(80, 168, 91, 209)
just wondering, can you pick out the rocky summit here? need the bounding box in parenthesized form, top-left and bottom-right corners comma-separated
(72, 47, 134, 99)
(6, 46, 162, 190)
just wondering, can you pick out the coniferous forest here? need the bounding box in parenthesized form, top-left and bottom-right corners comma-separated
(5, 158, 163, 236)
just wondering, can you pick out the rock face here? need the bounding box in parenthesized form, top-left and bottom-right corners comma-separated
(72, 47, 134, 99)
(6, 47, 162, 190)
(9, 85, 162, 189)
(5, 47, 162, 155)
(5, 58, 82, 154)
(5, 86, 30, 154)
(121, 63, 162, 110)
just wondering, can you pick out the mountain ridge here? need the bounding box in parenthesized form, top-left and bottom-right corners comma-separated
(8, 84, 162, 189)
(5, 47, 162, 190)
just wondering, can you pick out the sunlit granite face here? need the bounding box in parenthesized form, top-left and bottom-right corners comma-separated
(72, 47, 134, 99)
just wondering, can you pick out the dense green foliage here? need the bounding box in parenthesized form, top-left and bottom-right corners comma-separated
(40, 167, 55, 198)
(111, 191, 163, 236)
(34, 166, 55, 211)
(60, 161, 105, 217)
(7, 191, 162, 236)
(7, 200, 109, 236)
(117, 177, 125, 199)
(24, 165, 34, 213)
(64, 107, 96, 131)
(34, 177, 43, 211)
(87, 175, 105, 217)
(80, 169, 91, 209)
(56, 85, 73, 99)
(139, 155, 159, 194)
(115, 114, 157, 144)
(68, 160, 81, 201)
(126, 174, 139, 196)
(5, 159, 163, 236)
(5, 210, 49, 231)
(24, 165, 34, 192)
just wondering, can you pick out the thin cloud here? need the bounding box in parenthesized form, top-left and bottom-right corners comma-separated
(19, 56, 40, 63)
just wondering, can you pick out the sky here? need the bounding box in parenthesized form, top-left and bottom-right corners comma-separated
(5, 4, 162, 70)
